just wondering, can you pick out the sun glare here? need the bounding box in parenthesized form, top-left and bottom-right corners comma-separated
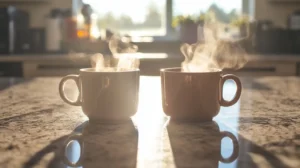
(132, 76, 176, 167)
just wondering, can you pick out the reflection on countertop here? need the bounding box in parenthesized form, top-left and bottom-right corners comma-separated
(0, 76, 300, 167)
(53, 120, 239, 168)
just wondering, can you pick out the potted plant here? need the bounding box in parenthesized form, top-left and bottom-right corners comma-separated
(231, 16, 250, 38)
(172, 15, 198, 44)
(230, 16, 256, 53)
(196, 13, 206, 26)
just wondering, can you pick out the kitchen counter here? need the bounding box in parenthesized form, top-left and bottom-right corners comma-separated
(0, 76, 300, 168)
(0, 53, 300, 77)
(0, 53, 300, 62)
(0, 53, 171, 62)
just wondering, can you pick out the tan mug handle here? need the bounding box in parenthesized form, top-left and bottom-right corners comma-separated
(219, 131, 239, 163)
(62, 133, 84, 167)
(220, 74, 242, 107)
(59, 75, 82, 106)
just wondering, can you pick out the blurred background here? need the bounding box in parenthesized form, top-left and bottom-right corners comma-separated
(0, 0, 300, 77)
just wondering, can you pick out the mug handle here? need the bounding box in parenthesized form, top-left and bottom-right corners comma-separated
(219, 131, 239, 163)
(219, 74, 242, 107)
(59, 75, 82, 106)
(62, 133, 84, 167)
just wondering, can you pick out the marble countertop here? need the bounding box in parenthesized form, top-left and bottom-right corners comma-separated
(0, 76, 300, 168)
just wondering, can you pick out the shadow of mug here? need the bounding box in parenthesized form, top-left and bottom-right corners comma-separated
(167, 121, 239, 168)
(61, 120, 138, 168)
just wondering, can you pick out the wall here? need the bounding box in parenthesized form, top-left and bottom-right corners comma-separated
(255, 0, 300, 28)
(0, 0, 72, 28)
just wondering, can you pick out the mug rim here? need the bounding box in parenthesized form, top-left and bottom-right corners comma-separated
(80, 68, 140, 73)
(160, 67, 222, 74)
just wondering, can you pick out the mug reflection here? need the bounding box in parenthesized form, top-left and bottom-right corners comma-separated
(62, 120, 138, 168)
(166, 121, 239, 168)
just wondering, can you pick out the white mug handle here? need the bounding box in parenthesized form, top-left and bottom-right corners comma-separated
(59, 75, 82, 106)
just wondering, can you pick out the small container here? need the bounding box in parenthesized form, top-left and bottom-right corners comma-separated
(81, 4, 93, 39)
(62, 9, 77, 41)
(45, 9, 63, 53)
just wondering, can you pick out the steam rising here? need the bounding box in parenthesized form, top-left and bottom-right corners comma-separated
(109, 36, 138, 54)
(181, 18, 248, 72)
(90, 35, 140, 72)
(90, 53, 111, 72)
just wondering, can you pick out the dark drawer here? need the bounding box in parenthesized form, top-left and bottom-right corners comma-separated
(0, 62, 22, 77)
(298, 63, 300, 76)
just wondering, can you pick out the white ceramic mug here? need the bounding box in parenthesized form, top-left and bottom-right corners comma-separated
(59, 68, 140, 121)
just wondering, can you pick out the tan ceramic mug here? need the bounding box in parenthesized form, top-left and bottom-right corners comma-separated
(59, 68, 140, 121)
(161, 67, 241, 121)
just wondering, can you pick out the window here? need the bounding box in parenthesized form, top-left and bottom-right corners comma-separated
(82, 0, 166, 37)
(79, 0, 243, 40)
(173, 0, 242, 23)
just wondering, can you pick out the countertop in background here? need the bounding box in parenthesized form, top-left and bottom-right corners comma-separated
(0, 53, 300, 62)
(0, 53, 299, 77)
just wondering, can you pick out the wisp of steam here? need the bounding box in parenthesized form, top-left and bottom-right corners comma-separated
(181, 16, 248, 72)
(90, 35, 140, 72)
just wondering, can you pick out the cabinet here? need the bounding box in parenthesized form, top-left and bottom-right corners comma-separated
(0, 62, 22, 77)
(0, 0, 48, 3)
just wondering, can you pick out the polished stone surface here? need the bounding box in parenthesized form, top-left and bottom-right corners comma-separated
(0, 76, 300, 168)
